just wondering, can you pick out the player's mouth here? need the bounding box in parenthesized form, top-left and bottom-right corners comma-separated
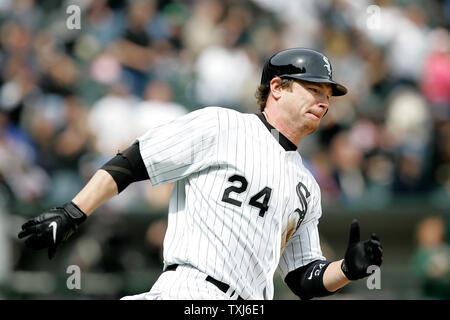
(305, 110, 323, 120)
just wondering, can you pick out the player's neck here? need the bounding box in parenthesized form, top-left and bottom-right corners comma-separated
(262, 111, 305, 147)
(263, 109, 303, 147)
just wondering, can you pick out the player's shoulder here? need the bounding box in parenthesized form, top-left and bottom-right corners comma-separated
(177, 106, 224, 125)
(199, 106, 255, 125)
(189, 106, 235, 119)
(200, 106, 244, 116)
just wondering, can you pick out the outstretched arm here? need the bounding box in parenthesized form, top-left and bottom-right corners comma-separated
(75, 138, 150, 214)
(18, 141, 149, 259)
(72, 169, 118, 215)
(285, 219, 383, 299)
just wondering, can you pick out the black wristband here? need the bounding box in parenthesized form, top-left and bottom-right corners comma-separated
(64, 202, 87, 226)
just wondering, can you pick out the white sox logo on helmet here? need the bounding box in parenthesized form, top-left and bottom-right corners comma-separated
(323, 56, 332, 77)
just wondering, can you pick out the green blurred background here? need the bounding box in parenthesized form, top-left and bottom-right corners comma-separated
(0, 0, 449, 299)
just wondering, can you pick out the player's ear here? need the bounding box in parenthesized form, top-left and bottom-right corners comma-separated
(269, 77, 283, 100)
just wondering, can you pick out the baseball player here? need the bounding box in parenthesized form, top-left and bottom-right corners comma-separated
(18, 48, 383, 300)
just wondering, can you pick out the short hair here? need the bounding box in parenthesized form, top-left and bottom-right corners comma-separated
(254, 78, 294, 112)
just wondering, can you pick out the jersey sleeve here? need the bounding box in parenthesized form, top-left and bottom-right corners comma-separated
(137, 107, 220, 186)
(277, 196, 326, 279)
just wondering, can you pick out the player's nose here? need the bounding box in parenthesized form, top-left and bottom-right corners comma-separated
(318, 102, 329, 117)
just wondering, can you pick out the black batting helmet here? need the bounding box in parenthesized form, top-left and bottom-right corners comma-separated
(261, 48, 347, 96)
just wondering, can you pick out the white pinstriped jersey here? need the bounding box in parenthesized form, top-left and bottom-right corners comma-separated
(137, 107, 325, 300)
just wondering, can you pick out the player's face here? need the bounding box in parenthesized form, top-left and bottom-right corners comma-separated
(281, 80, 331, 134)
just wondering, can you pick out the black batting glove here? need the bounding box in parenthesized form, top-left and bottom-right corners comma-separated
(341, 219, 383, 280)
(18, 202, 87, 260)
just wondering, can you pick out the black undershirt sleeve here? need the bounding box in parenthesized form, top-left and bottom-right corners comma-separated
(100, 141, 150, 193)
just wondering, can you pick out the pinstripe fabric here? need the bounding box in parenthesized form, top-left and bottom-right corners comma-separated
(277, 155, 325, 279)
(136, 107, 325, 300)
(121, 265, 228, 300)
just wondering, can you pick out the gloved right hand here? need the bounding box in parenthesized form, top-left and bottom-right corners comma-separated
(18, 202, 87, 259)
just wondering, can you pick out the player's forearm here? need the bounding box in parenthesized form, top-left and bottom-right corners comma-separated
(71, 169, 118, 215)
(322, 259, 350, 292)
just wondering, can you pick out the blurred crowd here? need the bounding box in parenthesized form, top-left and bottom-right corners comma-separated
(0, 0, 449, 298)
(412, 215, 450, 299)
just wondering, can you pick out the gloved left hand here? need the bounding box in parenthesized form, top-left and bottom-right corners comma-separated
(341, 219, 383, 280)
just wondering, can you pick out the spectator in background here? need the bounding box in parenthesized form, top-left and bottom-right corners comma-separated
(384, 88, 433, 194)
(182, 0, 225, 58)
(360, 0, 430, 85)
(433, 121, 450, 201)
(0, 21, 34, 82)
(385, 2, 430, 86)
(307, 148, 341, 204)
(420, 28, 450, 119)
(0, 109, 49, 205)
(145, 218, 167, 267)
(133, 80, 188, 137)
(109, 0, 157, 97)
(132, 80, 188, 209)
(251, 0, 323, 49)
(349, 118, 395, 207)
(87, 83, 138, 157)
(193, 2, 257, 110)
(330, 131, 366, 204)
(412, 216, 450, 299)
(84, 0, 125, 49)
